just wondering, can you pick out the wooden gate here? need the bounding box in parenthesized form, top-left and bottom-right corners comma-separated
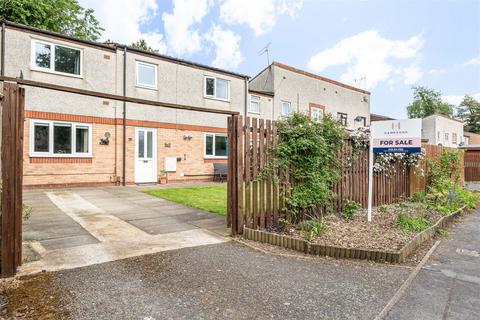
(465, 150, 480, 182)
(1, 83, 25, 277)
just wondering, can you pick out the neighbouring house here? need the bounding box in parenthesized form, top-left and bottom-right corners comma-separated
(421, 114, 465, 148)
(464, 131, 480, 145)
(0, 21, 371, 187)
(370, 113, 395, 122)
(248, 62, 371, 129)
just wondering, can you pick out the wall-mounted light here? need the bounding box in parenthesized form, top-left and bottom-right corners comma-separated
(183, 134, 193, 140)
(100, 132, 111, 145)
(362, 96, 368, 103)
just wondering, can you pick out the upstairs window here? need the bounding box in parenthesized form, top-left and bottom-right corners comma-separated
(32, 39, 82, 76)
(136, 61, 157, 88)
(281, 101, 291, 116)
(205, 133, 228, 158)
(310, 107, 324, 122)
(249, 95, 260, 114)
(204, 76, 230, 101)
(337, 112, 348, 126)
(30, 119, 92, 157)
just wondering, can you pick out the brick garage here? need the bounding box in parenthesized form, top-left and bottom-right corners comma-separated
(23, 111, 227, 187)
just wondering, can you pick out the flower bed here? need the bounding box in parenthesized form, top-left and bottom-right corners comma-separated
(243, 204, 466, 263)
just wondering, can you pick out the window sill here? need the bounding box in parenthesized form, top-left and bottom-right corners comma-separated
(29, 154, 93, 158)
(30, 67, 83, 79)
(204, 156, 228, 160)
(204, 96, 231, 103)
(135, 84, 158, 91)
(248, 111, 260, 115)
(30, 157, 93, 164)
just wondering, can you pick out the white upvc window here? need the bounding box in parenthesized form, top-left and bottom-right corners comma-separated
(249, 95, 260, 114)
(31, 39, 83, 77)
(281, 101, 291, 116)
(204, 76, 230, 101)
(30, 119, 93, 157)
(136, 61, 157, 88)
(204, 133, 228, 158)
(311, 107, 324, 122)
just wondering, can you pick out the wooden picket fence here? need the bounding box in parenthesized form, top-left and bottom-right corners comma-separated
(227, 115, 411, 235)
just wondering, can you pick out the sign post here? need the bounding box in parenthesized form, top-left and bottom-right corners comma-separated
(367, 119, 422, 222)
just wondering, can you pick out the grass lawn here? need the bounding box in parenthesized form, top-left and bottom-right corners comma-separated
(144, 184, 227, 216)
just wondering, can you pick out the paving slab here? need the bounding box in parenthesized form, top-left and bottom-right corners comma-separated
(21, 186, 229, 273)
(386, 209, 480, 319)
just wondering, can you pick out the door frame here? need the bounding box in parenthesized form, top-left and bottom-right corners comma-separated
(134, 127, 158, 183)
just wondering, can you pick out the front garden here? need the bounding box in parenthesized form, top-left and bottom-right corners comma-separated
(145, 113, 478, 262)
(250, 113, 478, 260)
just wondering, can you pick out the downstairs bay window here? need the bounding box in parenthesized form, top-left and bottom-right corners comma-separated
(30, 120, 92, 157)
(205, 133, 228, 158)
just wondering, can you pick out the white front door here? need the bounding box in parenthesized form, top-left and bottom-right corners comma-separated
(135, 128, 157, 183)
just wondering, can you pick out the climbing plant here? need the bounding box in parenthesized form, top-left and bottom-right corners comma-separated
(267, 113, 346, 220)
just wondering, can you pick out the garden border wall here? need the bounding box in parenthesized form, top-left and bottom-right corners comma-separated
(243, 206, 466, 263)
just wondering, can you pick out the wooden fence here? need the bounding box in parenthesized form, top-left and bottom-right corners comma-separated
(1, 83, 25, 277)
(465, 150, 480, 182)
(228, 115, 411, 235)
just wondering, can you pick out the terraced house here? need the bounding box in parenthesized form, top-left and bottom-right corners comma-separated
(0, 21, 370, 187)
(248, 62, 371, 129)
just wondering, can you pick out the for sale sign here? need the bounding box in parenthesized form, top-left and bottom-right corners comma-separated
(371, 119, 422, 154)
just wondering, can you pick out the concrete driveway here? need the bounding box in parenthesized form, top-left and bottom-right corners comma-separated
(21, 186, 229, 274)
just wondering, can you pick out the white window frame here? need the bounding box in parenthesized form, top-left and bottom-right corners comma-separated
(249, 95, 261, 114)
(29, 119, 93, 158)
(204, 133, 228, 159)
(204, 76, 231, 101)
(135, 60, 158, 89)
(281, 101, 291, 116)
(30, 39, 83, 78)
(311, 107, 324, 122)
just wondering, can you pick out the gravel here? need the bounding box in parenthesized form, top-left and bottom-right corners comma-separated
(1, 241, 410, 320)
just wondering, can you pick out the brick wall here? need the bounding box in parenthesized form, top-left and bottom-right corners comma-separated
(23, 113, 226, 187)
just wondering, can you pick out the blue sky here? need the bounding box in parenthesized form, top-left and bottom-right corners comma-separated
(81, 0, 480, 119)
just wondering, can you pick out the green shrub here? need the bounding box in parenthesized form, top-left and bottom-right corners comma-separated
(343, 199, 360, 220)
(379, 204, 388, 213)
(423, 149, 479, 213)
(397, 213, 432, 233)
(299, 216, 326, 241)
(269, 113, 346, 220)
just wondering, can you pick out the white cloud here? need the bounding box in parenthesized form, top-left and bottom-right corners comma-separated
(462, 56, 480, 67)
(442, 93, 480, 106)
(162, 0, 213, 56)
(307, 30, 424, 90)
(79, 0, 166, 52)
(205, 25, 243, 70)
(402, 65, 423, 85)
(220, 0, 303, 36)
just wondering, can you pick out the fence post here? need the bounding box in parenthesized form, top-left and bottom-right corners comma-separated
(1, 82, 25, 277)
(227, 115, 244, 235)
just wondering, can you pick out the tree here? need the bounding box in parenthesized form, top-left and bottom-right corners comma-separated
(131, 39, 159, 53)
(406, 86, 453, 118)
(457, 95, 480, 133)
(0, 0, 103, 41)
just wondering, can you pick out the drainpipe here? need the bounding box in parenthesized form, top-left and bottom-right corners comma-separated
(244, 76, 249, 118)
(122, 46, 127, 186)
(1, 20, 5, 76)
